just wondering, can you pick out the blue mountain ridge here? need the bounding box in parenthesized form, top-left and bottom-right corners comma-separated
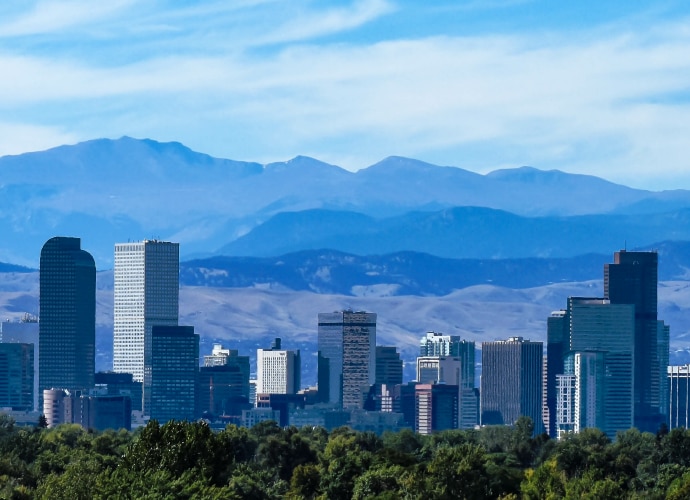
(2, 136, 690, 268)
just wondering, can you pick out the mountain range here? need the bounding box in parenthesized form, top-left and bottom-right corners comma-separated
(4, 137, 690, 267)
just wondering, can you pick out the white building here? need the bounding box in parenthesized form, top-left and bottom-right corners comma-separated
(256, 338, 300, 395)
(113, 240, 179, 382)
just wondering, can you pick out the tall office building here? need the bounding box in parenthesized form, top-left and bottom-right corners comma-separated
(318, 310, 376, 409)
(668, 365, 690, 430)
(256, 338, 301, 395)
(545, 310, 568, 437)
(573, 351, 606, 433)
(197, 364, 249, 418)
(549, 298, 635, 438)
(480, 337, 544, 434)
(415, 383, 459, 435)
(203, 344, 250, 400)
(113, 240, 179, 382)
(143, 325, 198, 422)
(0, 343, 34, 411)
(604, 250, 665, 432)
(1, 318, 39, 411)
(420, 332, 475, 389)
(39, 237, 96, 406)
(375, 346, 403, 387)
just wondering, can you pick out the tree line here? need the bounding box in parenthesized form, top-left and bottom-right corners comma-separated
(1, 415, 690, 499)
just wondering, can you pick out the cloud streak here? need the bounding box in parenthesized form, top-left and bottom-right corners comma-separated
(0, 2, 689, 189)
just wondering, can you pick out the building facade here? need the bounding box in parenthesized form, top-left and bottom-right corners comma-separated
(143, 325, 198, 422)
(480, 337, 544, 434)
(1, 319, 39, 411)
(39, 237, 95, 407)
(113, 240, 179, 383)
(668, 365, 690, 430)
(375, 346, 403, 387)
(256, 338, 300, 395)
(604, 250, 666, 432)
(415, 383, 459, 435)
(318, 310, 376, 409)
(568, 297, 635, 438)
(420, 332, 476, 389)
(0, 343, 34, 411)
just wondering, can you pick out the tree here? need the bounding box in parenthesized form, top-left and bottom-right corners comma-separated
(425, 444, 492, 499)
(37, 415, 48, 430)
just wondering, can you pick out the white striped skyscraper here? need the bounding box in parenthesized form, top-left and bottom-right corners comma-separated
(113, 240, 179, 382)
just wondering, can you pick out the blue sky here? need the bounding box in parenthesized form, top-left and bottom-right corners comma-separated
(1, 0, 689, 189)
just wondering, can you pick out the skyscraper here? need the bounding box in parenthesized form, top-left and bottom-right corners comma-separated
(420, 331, 475, 389)
(375, 346, 403, 387)
(546, 310, 568, 438)
(668, 365, 690, 430)
(256, 338, 301, 395)
(1, 318, 39, 411)
(39, 237, 95, 406)
(480, 337, 544, 434)
(113, 240, 179, 382)
(415, 383, 459, 435)
(569, 298, 635, 435)
(0, 343, 34, 411)
(143, 325, 198, 422)
(318, 310, 376, 409)
(604, 250, 664, 432)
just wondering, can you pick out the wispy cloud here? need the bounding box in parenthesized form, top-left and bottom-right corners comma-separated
(0, 0, 137, 37)
(0, 2, 689, 189)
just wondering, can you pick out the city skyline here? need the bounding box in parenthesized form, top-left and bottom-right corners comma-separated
(12, 232, 690, 438)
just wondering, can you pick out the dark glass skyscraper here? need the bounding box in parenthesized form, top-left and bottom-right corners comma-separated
(481, 336, 544, 434)
(39, 237, 95, 407)
(318, 310, 376, 409)
(604, 250, 665, 432)
(143, 325, 199, 423)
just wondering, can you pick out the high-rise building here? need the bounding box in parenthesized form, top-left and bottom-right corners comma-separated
(113, 240, 179, 383)
(202, 344, 250, 400)
(256, 338, 301, 395)
(573, 351, 606, 433)
(416, 356, 462, 386)
(0, 343, 34, 411)
(375, 346, 403, 387)
(546, 310, 568, 438)
(420, 332, 475, 389)
(39, 237, 96, 406)
(668, 365, 690, 430)
(1, 318, 39, 411)
(415, 383, 459, 435)
(318, 310, 376, 409)
(480, 337, 544, 434)
(197, 364, 250, 418)
(604, 250, 665, 432)
(567, 297, 635, 437)
(143, 325, 198, 422)
(95, 372, 143, 412)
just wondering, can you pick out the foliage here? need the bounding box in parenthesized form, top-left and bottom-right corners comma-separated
(0, 413, 689, 498)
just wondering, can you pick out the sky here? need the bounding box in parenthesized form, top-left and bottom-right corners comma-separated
(1, 0, 690, 190)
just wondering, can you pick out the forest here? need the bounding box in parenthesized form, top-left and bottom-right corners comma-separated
(1, 415, 690, 499)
